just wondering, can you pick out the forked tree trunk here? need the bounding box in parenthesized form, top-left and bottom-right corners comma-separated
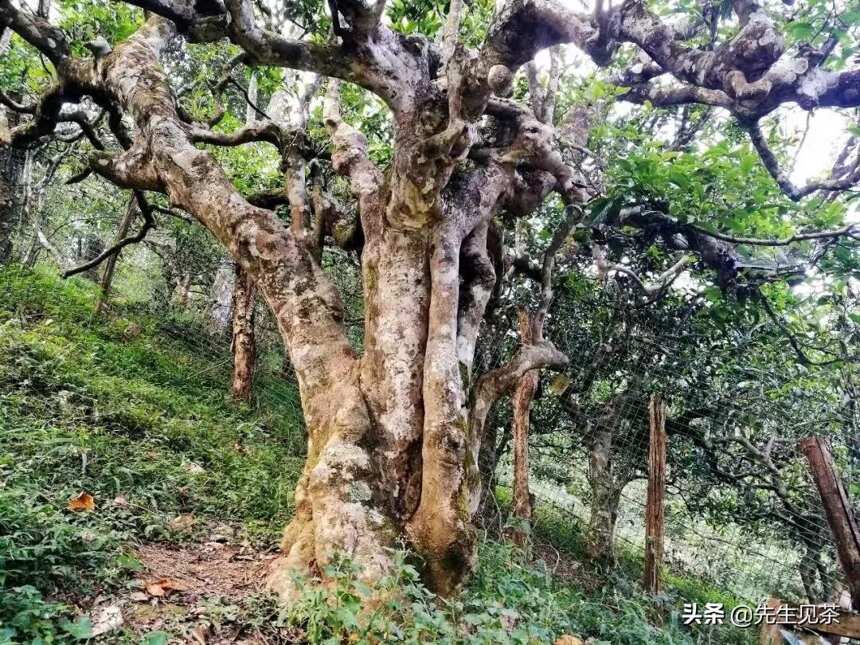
(230, 264, 256, 401)
(510, 309, 540, 544)
(9, 0, 860, 608)
(27, 17, 569, 599)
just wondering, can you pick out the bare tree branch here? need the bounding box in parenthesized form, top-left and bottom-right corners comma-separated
(684, 221, 860, 246)
(746, 121, 860, 201)
(62, 191, 155, 278)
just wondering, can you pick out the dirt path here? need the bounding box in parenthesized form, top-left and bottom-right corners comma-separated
(83, 539, 297, 643)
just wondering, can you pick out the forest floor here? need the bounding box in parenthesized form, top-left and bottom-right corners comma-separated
(0, 266, 755, 644)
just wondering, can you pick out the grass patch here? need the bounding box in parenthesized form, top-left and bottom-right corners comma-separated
(0, 266, 305, 641)
(495, 487, 755, 644)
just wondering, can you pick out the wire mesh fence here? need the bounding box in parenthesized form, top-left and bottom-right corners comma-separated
(494, 322, 857, 609)
(9, 239, 856, 616)
(108, 243, 856, 611)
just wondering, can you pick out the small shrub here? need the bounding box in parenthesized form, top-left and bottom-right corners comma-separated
(0, 585, 88, 644)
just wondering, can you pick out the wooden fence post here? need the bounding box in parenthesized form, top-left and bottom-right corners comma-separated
(800, 436, 860, 611)
(644, 393, 667, 595)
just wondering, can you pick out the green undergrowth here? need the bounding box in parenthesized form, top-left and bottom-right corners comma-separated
(0, 266, 755, 643)
(0, 266, 305, 642)
(246, 539, 755, 644)
(494, 488, 755, 645)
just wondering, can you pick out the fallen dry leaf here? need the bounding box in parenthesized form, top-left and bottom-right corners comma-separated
(67, 492, 95, 512)
(191, 623, 209, 645)
(144, 582, 165, 597)
(183, 461, 205, 475)
(554, 636, 584, 645)
(129, 591, 149, 602)
(145, 578, 190, 597)
(168, 513, 196, 532)
(548, 373, 572, 396)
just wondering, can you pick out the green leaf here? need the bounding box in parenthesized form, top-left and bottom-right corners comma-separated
(588, 196, 623, 226)
(117, 553, 143, 571)
(61, 617, 92, 640)
(141, 631, 171, 645)
(786, 21, 814, 40)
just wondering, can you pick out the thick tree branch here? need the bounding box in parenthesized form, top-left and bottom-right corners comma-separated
(0, 0, 70, 65)
(330, 0, 386, 41)
(323, 80, 384, 223)
(470, 341, 569, 437)
(621, 81, 733, 109)
(2, 11, 358, 399)
(484, 0, 597, 69)
(0, 89, 36, 113)
(116, 0, 228, 41)
(225, 0, 341, 73)
(1, 85, 83, 147)
(457, 219, 496, 376)
(219, 0, 416, 108)
(189, 119, 284, 147)
(608, 205, 853, 288)
(440, 0, 463, 68)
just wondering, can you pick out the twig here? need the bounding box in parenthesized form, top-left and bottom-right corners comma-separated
(62, 191, 156, 278)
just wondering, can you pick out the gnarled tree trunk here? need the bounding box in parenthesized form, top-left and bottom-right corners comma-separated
(0, 3, 577, 599)
(5, 0, 860, 606)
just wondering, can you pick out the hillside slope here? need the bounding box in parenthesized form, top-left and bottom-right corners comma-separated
(0, 267, 751, 644)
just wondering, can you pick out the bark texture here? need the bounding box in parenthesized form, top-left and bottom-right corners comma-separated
(584, 394, 637, 566)
(0, 164, 12, 263)
(585, 423, 624, 565)
(230, 264, 256, 401)
(210, 259, 235, 333)
(643, 394, 666, 594)
(801, 436, 860, 610)
(510, 309, 540, 544)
